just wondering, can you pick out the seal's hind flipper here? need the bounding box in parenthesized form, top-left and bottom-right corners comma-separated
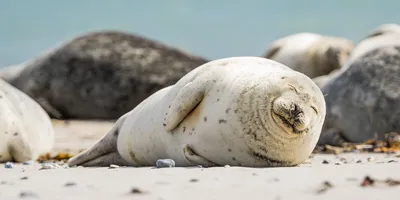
(183, 145, 217, 167)
(79, 152, 131, 167)
(164, 81, 207, 131)
(67, 115, 128, 167)
(36, 97, 63, 119)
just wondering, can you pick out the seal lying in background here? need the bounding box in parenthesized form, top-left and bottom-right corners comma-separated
(312, 25, 400, 88)
(67, 57, 326, 168)
(0, 78, 54, 163)
(365, 23, 400, 38)
(317, 46, 400, 146)
(262, 32, 354, 78)
(0, 30, 209, 119)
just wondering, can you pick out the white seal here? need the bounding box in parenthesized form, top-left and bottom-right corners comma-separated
(0, 78, 54, 162)
(67, 57, 326, 168)
(263, 32, 354, 78)
(365, 23, 400, 38)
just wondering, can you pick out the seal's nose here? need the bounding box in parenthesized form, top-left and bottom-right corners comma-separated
(273, 98, 310, 132)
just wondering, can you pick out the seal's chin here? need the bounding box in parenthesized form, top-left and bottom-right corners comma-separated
(271, 98, 310, 135)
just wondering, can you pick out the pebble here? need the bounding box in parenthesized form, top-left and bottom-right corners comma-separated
(39, 163, 60, 170)
(23, 160, 34, 165)
(224, 165, 231, 168)
(156, 159, 175, 168)
(367, 157, 375, 162)
(189, 178, 199, 182)
(322, 160, 329, 164)
(19, 191, 38, 198)
(109, 164, 120, 169)
(20, 176, 28, 180)
(4, 162, 13, 168)
(64, 182, 77, 187)
(130, 187, 146, 194)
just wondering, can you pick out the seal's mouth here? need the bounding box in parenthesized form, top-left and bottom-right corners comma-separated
(272, 112, 307, 135)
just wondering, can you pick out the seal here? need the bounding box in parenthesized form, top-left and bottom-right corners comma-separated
(365, 23, 400, 38)
(317, 46, 400, 146)
(0, 78, 54, 163)
(262, 32, 354, 78)
(347, 31, 400, 64)
(67, 56, 326, 168)
(312, 26, 400, 88)
(0, 30, 209, 119)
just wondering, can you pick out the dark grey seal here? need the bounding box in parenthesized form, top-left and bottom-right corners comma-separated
(0, 30, 209, 119)
(317, 45, 400, 146)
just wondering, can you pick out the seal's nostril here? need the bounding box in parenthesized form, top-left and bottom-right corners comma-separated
(290, 104, 302, 118)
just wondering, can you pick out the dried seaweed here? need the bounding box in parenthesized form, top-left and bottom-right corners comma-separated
(314, 132, 400, 154)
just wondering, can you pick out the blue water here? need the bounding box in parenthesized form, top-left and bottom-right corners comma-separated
(1, 0, 399, 67)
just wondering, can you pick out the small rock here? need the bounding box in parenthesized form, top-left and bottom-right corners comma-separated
(130, 187, 146, 194)
(334, 162, 342, 165)
(367, 157, 375, 162)
(197, 165, 203, 168)
(356, 160, 362, 163)
(189, 178, 199, 182)
(20, 176, 28, 180)
(39, 163, 60, 170)
(64, 182, 77, 187)
(316, 181, 334, 194)
(19, 191, 38, 198)
(388, 160, 397, 163)
(23, 160, 34, 165)
(224, 165, 230, 168)
(4, 162, 13, 168)
(156, 159, 175, 168)
(360, 176, 375, 187)
(322, 160, 329, 164)
(109, 164, 120, 169)
(0, 180, 14, 185)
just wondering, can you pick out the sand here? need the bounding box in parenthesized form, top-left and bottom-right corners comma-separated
(1, 120, 399, 200)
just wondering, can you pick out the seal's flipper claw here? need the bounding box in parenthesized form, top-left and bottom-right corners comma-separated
(164, 81, 206, 131)
(67, 115, 128, 167)
(183, 144, 217, 167)
(317, 128, 348, 146)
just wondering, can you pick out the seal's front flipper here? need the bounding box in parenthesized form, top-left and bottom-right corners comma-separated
(183, 145, 217, 167)
(36, 97, 63, 119)
(164, 80, 207, 131)
(79, 152, 131, 167)
(67, 115, 128, 167)
(317, 128, 349, 147)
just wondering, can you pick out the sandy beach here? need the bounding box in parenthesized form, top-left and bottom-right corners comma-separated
(1, 120, 399, 200)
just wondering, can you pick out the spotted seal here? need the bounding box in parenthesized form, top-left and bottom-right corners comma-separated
(67, 56, 326, 168)
(0, 78, 54, 163)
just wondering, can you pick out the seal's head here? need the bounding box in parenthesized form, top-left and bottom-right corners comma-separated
(237, 68, 326, 167)
(307, 37, 355, 77)
(365, 23, 400, 38)
(270, 82, 323, 136)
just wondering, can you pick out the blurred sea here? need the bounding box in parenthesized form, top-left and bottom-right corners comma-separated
(1, 0, 399, 67)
